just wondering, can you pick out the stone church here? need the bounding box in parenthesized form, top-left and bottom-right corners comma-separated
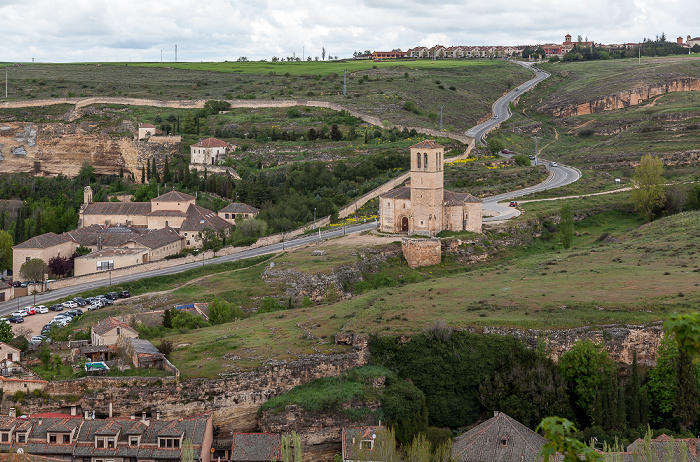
(379, 140, 482, 236)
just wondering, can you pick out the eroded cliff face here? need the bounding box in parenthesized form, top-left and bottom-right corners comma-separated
(0, 122, 179, 179)
(542, 78, 700, 117)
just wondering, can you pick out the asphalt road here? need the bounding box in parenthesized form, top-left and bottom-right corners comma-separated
(482, 162, 582, 221)
(0, 221, 379, 316)
(466, 61, 550, 145)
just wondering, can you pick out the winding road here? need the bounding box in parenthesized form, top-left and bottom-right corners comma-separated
(0, 60, 579, 313)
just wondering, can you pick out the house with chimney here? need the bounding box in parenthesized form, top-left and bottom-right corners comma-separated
(190, 138, 230, 165)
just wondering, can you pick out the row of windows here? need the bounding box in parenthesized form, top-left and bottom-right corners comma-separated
(0, 432, 26, 443)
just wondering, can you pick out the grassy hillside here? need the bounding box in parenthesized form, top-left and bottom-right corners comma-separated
(58, 206, 699, 379)
(0, 60, 532, 131)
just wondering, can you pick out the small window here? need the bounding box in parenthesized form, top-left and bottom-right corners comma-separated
(49, 435, 57, 443)
(501, 437, 508, 447)
(107, 439, 115, 448)
(97, 438, 104, 448)
(64, 434, 70, 443)
(17, 434, 25, 443)
(174, 439, 180, 448)
(1, 433, 8, 442)
(361, 440, 374, 450)
(130, 437, 139, 446)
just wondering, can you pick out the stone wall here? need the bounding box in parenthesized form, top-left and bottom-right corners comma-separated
(401, 238, 441, 268)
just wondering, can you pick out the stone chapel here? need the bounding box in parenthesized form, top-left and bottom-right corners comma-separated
(379, 140, 482, 236)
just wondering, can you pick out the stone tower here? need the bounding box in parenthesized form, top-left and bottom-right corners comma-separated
(83, 186, 93, 204)
(409, 140, 444, 236)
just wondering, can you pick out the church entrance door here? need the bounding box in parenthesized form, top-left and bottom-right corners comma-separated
(401, 217, 409, 232)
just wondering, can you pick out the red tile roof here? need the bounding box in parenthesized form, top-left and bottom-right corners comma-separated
(218, 203, 260, 214)
(140, 123, 156, 128)
(92, 317, 138, 337)
(379, 186, 411, 200)
(180, 204, 232, 232)
(191, 138, 228, 148)
(410, 140, 444, 150)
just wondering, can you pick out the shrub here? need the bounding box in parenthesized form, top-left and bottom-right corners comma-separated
(513, 154, 531, 166)
(403, 101, 422, 115)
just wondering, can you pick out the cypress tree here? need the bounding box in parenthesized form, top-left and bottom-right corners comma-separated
(153, 158, 160, 183)
(163, 156, 171, 183)
(34, 211, 41, 237)
(628, 351, 641, 428)
(674, 351, 699, 431)
(162, 308, 173, 328)
(146, 161, 152, 181)
(15, 207, 25, 244)
(141, 166, 146, 184)
(0, 210, 6, 231)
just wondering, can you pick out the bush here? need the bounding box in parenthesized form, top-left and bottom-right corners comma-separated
(381, 376, 428, 445)
(403, 101, 422, 115)
(259, 297, 285, 314)
(513, 154, 531, 166)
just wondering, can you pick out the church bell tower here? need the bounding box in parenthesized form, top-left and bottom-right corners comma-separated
(409, 140, 444, 236)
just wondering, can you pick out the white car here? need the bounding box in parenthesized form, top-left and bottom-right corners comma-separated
(0, 318, 9, 325)
(35, 305, 49, 314)
(62, 301, 78, 309)
(12, 310, 28, 317)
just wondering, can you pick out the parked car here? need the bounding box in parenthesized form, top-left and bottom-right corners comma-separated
(24, 306, 36, 315)
(62, 301, 78, 309)
(528, 155, 535, 160)
(0, 318, 9, 325)
(501, 149, 513, 154)
(30, 335, 44, 343)
(12, 310, 27, 317)
(118, 290, 131, 298)
(41, 324, 52, 334)
(509, 201, 518, 207)
(73, 297, 88, 307)
(105, 292, 119, 301)
(35, 305, 49, 314)
(550, 162, 558, 167)
(8, 316, 23, 323)
(88, 302, 101, 311)
(68, 309, 83, 316)
(49, 304, 64, 311)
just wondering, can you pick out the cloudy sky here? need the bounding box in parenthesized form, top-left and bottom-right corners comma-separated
(1, 0, 697, 62)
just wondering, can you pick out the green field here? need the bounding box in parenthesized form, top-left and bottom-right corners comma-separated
(0, 60, 532, 131)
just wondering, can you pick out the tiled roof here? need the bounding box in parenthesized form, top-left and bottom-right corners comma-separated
(152, 191, 196, 203)
(131, 227, 183, 250)
(379, 186, 410, 200)
(13, 233, 73, 249)
(451, 412, 547, 462)
(146, 210, 187, 217)
(66, 226, 146, 248)
(410, 140, 444, 150)
(140, 123, 156, 128)
(92, 317, 138, 337)
(82, 202, 152, 217)
(444, 190, 482, 205)
(191, 138, 228, 149)
(180, 204, 232, 232)
(218, 203, 260, 215)
(77, 248, 147, 260)
(231, 433, 281, 462)
(127, 339, 164, 359)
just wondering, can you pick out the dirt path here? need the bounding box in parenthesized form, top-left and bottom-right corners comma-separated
(569, 119, 595, 134)
(644, 95, 664, 108)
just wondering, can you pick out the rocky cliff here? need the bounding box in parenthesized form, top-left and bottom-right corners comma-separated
(0, 121, 179, 179)
(541, 78, 700, 117)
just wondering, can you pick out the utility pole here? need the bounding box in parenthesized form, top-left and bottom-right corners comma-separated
(343, 70, 347, 96)
(534, 136, 539, 165)
(440, 105, 444, 130)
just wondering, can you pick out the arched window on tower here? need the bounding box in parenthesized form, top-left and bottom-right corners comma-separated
(436, 152, 439, 170)
(424, 153, 428, 169)
(417, 153, 421, 169)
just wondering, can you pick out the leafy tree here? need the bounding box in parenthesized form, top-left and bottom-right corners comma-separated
(559, 204, 574, 249)
(381, 376, 428, 445)
(693, 44, 700, 54)
(559, 339, 613, 420)
(237, 218, 267, 237)
(0, 320, 13, 344)
(486, 138, 505, 154)
(631, 153, 665, 221)
(19, 258, 45, 282)
(157, 340, 174, 358)
(208, 298, 244, 325)
(645, 336, 678, 425)
(513, 154, 530, 166)
(479, 348, 572, 428)
(330, 124, 343, 141)
(48, 255, 72, 278)
(74, 246, 91, 257)
(537, 417, 602, 462)
(181, 438, 194, 462)
(76, 162, 95, 186)
(38, 345, 51, 367)
(0, 230, 13, 271)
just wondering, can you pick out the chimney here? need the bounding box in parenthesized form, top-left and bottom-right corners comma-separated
(9, 408, 16, 418)
(678, 37, 684, 45)
(141, 412, 147, 423)
(130, 414, 136, 420)
(494, 411, 499, 417)
(156, 411, 161, 421)
(108, 403, 113, 418)
(71, 405, 77, 416)
(84, 411, 89, 420)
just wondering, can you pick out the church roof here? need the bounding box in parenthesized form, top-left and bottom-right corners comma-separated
(151, 191, 196, 203)
(410, 140, 444, 149)
(379, 186, 411, 200)
(444, 190, 482, 205)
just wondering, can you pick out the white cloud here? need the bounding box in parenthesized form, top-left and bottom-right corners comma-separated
(0, 0, 699, 62)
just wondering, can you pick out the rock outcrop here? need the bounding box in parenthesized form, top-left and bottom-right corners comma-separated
(541, 78, 700, 117)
